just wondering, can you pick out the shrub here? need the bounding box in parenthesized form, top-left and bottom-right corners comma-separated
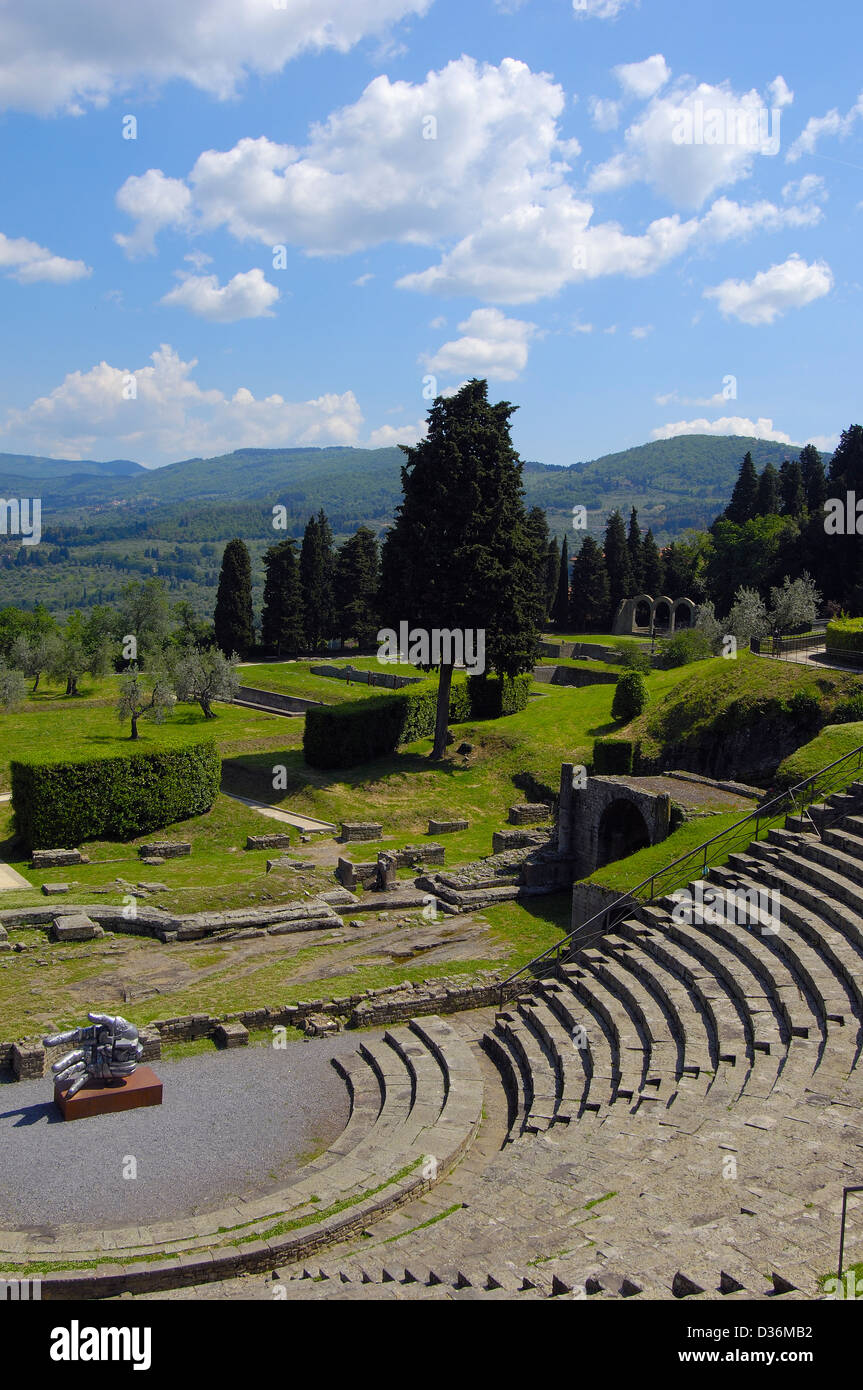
(656, 629, 713, 668)
(611, 670, 648, 722)
(11, 739, 221, 851)
(786, 689, 821, 725)
(593, 738, 635, 774)
(612, 640, 651, 673)
(827, 617, 863, 653)
(466, 672, 531, 718)
(832, 692, 863, 724)
(304, 671, 530, 769)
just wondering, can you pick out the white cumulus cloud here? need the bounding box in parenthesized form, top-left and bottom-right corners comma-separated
(0, 345, 363, 466)
(704, 254, 833, 325)
(787, 90, 863, 162)
(160, 268, 279, 322)
(0, 0, 434, 114)
(614, 54, 670, 100)
(0, 231, 91, 284)
(423, 308, 539, 380)
(652, 416, 794, 444)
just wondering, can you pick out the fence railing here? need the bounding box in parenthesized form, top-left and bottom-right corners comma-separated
(498, 740, 863, 1007)
(751, 631, 826, 658)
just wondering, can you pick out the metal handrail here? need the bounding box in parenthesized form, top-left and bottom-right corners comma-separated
(498, 740, 863, 1007)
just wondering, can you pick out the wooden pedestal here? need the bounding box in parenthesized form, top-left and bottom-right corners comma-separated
(55, 1066, 163, 1121)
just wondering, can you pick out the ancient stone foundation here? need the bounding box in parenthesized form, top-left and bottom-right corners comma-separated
(138, 842, 191, 859)
(340, 822, 383, 842)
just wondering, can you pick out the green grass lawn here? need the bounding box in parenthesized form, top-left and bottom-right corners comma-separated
(2, 645, 852, 1046)
(775, 720, 863, 788)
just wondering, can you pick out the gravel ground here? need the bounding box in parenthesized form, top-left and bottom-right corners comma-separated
(0, 1034, 359, 1230)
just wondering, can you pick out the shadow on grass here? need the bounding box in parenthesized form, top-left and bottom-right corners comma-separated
(221, 745, 465, 807)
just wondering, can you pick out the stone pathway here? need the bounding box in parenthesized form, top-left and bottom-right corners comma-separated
(223, 791, 336, 833)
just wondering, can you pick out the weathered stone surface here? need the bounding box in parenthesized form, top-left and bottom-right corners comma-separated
(341, 822, 383, 842)
(136, 882, 169, 894)
(214, 1021, 249, 1049)
(246, 833, 293, 851)
(31, 848, 88, 868)
(507, 803, 552, 825)
(266, 857, 302, 873)
(428, 819, 469, 835)
(11, 1040, 44, 1080)
(138, 842, 191, 859)
(138, 1025, 162, 1062)
(302, 1012, 342, 1037)
(41, 883, 70, 896)
(492, 828, 552, 855)
(51, 913, 104, 942)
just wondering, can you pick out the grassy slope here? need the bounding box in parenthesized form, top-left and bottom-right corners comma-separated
(775, 720, 863, 788)
(627, 651, 861, 761)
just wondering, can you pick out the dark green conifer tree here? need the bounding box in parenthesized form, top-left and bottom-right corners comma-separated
(213, 538, 253, 658)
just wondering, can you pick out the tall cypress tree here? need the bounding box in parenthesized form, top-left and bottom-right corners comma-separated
(334, 526, 381, 647)
(551, 534, 570, 628)
(603, 509, 633, 627)
(725, 451, 759, 524)
(380, 378, 542, 759)
(825, 425, 863, 607)
(299, 511, 336, 651)
(214, 538, 253, 658)
(545, 537, 560, 620)
(800, 443, 827, 512)
(261, 538, 304, 656)
(779, 459, 806, 519)
(568, 536, 610, 633)
(627, 507, 644, 593)
(642, 528, 664, 595)
(756, 461, 780, 516)
(525, 506, 552, 620)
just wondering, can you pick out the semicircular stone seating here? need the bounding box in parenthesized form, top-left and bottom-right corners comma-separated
(0, 1016, 483, 1299)
(258, 782, 863, 1301)
(10, 784, 863, 1301)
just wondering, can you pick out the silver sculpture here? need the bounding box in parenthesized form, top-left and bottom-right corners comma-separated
(43, 1013, 144, 1097)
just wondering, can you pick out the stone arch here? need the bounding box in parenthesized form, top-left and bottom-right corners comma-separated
(596, 798, 651, 870)
(633, 594, 653, 629)
(653, 596, 673, 631)
(674, 598, 695, 629)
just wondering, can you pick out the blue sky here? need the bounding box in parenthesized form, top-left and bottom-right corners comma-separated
(0, 0, 859, 469)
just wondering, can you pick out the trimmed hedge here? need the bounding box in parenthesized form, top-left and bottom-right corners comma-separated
(827, 617, 863, 653)
(467, 673, 531, 718)
(593, 738, 636, 775)
(304, 672, 531, 770)
(12, 739, 221, 850)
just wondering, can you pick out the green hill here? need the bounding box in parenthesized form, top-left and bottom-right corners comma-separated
(0, 434, 819, 616)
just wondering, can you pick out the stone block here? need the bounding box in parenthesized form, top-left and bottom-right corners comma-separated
(428, 819, 469, 835)
(51, 913, 104, 942)
(341, 822, 383, 842)
(138, 1025, 162, 1062)
(12, 1041, 45, 1080)
(214, 1021, 249, 1049)
(507, 803, 551, 825)
(137, 842, 191, 859)
(136, 882, 169, 894)
(246, 833, 293, 851)
(31, 848, 88, 868)
(42, 883, 70, 896)
(266, 857, 301, 873)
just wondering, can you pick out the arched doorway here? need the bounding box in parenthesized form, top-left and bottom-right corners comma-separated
(596, 799, 651, 869)
(634, 599, 652, 629)
(674, 601, 692, 629)
(653, 600, 671, 631)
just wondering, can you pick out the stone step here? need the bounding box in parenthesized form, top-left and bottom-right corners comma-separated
(558, 959, 647, 1102)
(602, 926, 715, 1080)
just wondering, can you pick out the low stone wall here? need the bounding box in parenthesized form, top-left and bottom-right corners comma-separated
(428, 818, 469, 834)
(1, 969, 519, 1077)
(311, 664, 422, 690)
(246, 833, 293, 850)
(508, 803, 552, 825)
(138, 842, 191, 859)
(341, 822, 383, 842)
(235, 685, 323, 713)
(31, 849, 88, 868)
(492, 827, 551, 854)
(532, 664, 617, 688)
